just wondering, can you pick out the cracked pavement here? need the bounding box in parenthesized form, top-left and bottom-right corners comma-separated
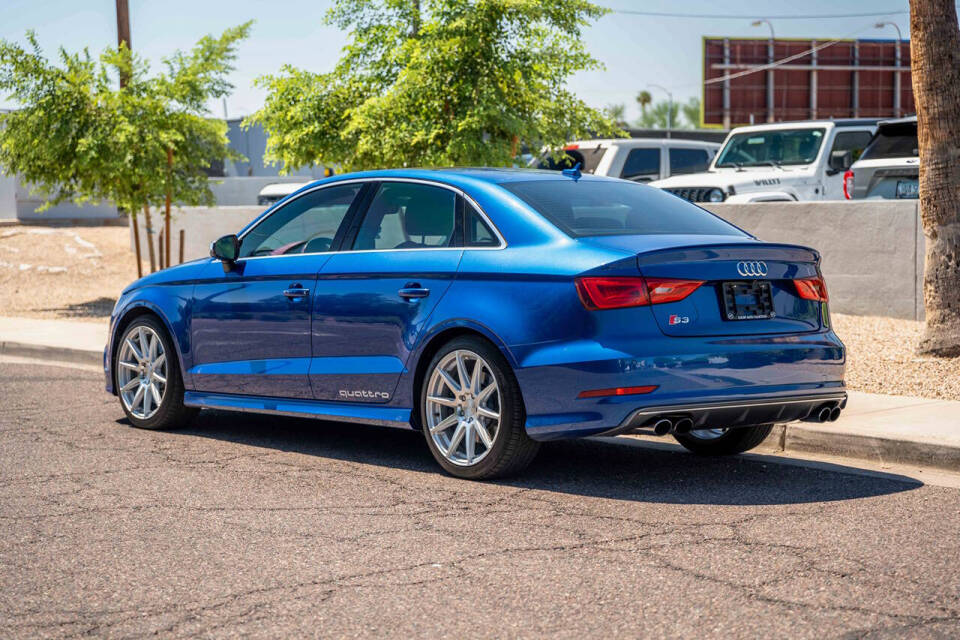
(1, 361, 959, 639)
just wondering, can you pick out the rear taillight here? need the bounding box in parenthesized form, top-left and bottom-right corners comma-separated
(645, 278, 705, 304)
(576, 277, 648, 310)
(795, 276, 829, 302)
(843, 170, 854, 199)
(575, 277, 703, 310)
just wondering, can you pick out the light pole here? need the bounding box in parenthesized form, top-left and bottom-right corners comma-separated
(876, 21, 903, 117)
(647, 84, 673, 137)
(751, 19, 775, 122)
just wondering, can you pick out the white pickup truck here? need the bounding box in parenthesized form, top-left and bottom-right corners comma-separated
(649, 120, 877, 203)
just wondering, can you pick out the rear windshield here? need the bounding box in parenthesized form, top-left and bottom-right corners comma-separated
(502, 180, 747, 238)
(860, 122, 918, 160)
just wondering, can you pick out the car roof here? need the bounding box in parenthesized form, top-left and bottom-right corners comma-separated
(293, 167, 619, 194)
(567, 138, 720, 148)
(726, 119, 878, 135)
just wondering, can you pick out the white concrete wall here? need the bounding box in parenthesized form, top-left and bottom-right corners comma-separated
(130, 206, 262, 266)
(134, 200, 925, 321)
(704, 201, 923, 321)
(0, 172, 16, 220)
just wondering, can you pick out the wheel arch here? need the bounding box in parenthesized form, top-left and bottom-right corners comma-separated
(405, 322, 518, 431)
(109, 301, 189, 394)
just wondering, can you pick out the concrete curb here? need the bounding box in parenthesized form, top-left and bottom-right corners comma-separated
(3, 339, 958, 474)
(0, 341, 102, 367)
(763, 423, 960, 474)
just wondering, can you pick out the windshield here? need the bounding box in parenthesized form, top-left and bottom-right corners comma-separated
(715, 128, 826, 168)
(501, 180, 747, 238)
(860, 122, 918, 160)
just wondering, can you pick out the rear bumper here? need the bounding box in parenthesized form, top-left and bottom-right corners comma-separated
(599, 392, 847, 437)
(513, 330, 846, 440)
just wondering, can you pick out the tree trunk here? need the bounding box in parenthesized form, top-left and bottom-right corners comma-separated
(142, 203, 156, 273)
(130, 212, 143, 278)
(910, 0, 960, 356)
(165, 147, 172, 268)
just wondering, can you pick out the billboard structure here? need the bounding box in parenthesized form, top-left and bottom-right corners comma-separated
(702, 37, 913, 127)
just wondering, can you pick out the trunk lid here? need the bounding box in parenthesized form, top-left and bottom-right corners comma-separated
(628, 241, 824, 337)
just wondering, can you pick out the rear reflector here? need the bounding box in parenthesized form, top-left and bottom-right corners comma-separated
(795, 276, 829, 302)
(575, 276, 703, 310)
(578, 385, 658, 399)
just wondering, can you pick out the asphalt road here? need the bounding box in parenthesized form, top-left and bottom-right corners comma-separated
(2, 360, 960, 639)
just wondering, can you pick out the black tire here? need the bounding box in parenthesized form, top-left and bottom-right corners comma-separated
(114, 315, 197, 430)
(673, 424, 774, 456)
(420, 336, 539, 480)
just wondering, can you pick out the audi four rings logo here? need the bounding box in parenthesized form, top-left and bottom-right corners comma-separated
(736, 261, 768, 277)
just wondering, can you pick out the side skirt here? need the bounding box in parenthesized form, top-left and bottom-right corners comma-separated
(183, 391, 413, 429)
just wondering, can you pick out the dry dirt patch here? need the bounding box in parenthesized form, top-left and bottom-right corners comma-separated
(0, 223, 139, 320)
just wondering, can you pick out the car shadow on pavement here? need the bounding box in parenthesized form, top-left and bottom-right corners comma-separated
(161, 409, 922, 507)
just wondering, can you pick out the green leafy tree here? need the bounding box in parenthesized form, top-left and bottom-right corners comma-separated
(635, 90, 652, 116)
(605, 103, 626, 125)
(0, 23, 251, 272)
(247, 0, 622, 171)
(681, 97, 701, 128)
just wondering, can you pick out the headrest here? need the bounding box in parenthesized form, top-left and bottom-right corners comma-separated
(403, 190, 454, 237)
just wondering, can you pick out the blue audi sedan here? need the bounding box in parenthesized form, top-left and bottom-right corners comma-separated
(105, 168, 845, 479)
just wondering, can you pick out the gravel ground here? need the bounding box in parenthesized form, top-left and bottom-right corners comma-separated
(1, 224, 957, 400)
(832, 313, 960, 401)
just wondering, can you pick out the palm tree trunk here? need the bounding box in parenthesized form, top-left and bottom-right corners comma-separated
(910, 0, 960, 356)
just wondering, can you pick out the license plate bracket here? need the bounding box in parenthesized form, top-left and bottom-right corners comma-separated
(721, 281, 775, 320)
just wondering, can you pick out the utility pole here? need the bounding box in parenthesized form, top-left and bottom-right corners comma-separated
(876, 21, 903, 117)
(115, 0, 147, 275)
(751, 19, 776, 122)
(116, 0, 131, 86)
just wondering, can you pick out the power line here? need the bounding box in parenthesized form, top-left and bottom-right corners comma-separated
(703, 37, 851, 85)
(604, 8, 907, 20)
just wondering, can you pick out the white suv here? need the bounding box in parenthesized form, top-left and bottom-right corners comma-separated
(650, 120, 877, 203)
(537, 138, 721, 183)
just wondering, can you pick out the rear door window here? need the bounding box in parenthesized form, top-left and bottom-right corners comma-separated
(831, 131, 874, 162)
(668, 148, 711, 176)
(620, 148, 661, 182)
(351, 182, 456, 250)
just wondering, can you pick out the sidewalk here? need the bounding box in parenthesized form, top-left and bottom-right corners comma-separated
(1, 315, 958, 472)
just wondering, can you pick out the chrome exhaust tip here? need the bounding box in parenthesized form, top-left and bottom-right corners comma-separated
(652, 418, 673, 436)
(817, 406, 832, 422)
(828, 406, 841, 422)
(673, 417, 694, 434)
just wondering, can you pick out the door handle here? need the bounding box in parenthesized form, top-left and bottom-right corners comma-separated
(283, 285, 310, 299)
(398, 284, 430, 300)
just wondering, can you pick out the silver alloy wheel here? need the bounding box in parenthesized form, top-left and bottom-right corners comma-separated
(425, 349, 501, 467)
(687, 428, 728, 440)
(116, 325, 167, 420)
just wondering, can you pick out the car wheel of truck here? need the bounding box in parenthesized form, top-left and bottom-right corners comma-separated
(421, 336, 539, 480)
(673, 424, 774, 456)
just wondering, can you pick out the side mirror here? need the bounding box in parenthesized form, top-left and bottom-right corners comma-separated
(210, 234, 240, 271)
(828, 150, 853, 175)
